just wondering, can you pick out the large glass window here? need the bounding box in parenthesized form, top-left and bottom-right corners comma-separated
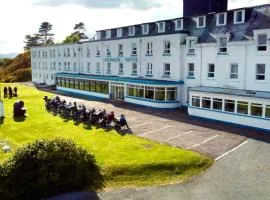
(251, 103, 262, 117)
(237, 101, 248, 115)
(74, 79, 79, 89)
(65, 78, 70, 88)
(56, 78, 61, 86)
(225, 99, 235, 112)
(192, 96, 200, 107)
(90, 80, 96, 91)
(128, 85, 135, 96)
(213, 98, 222, 110)
(256, 64, 265, 80)
(167, 88, 177, 101)
(84, 80, 90, 91)
(69, 79, 74, 88)
(145, 87, 154, 100)
(257, 34, 267, 51)
(135, 85, 144, 98)
(266, 105, 270, 119)
(202, 97, 211, 109)
(155, 88, 165, 101)
(79, 79, 85, 90)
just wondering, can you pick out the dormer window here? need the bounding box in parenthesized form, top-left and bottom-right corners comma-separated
(217, 13, 227, 26)
(142, 24, 149, 35)
(187, 37, 197, 55)
(117, 28, 122, 38)
(175, 19, 183, 30)
(257, 34, 267, 51)
(157, 22, 165, 33)
(234, 10, 245, 24)
(106, 30, 111, 39)
(197, 16, 206, 28)
(129, 26, 135, 36)
(218, 37, 228, 53)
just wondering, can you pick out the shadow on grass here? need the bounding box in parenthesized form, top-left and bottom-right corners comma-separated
(13, 116, 27, 122)
(0, 117, 4, 125)
(46, 191, 101, 200)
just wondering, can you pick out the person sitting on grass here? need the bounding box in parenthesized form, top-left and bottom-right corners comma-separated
(119, 114, 129, 129)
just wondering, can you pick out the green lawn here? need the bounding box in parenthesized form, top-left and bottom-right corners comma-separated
(0, 83, 213, 188)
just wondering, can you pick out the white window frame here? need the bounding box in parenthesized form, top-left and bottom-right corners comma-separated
(175, 19, 183, 30)
(157, 22, 165, 33)
(129, 26, 135, 36)
(188, 63, 195, 78)
(257, 34, 268, 51)
(142, 24, 149, 35)
(96, 62, 101, 73)
(187, 37, 197, 55)
(230, 63, 239, 79)
(131, 63, 137, 75)
(107, 62, 111, 74)
(164, 41, 171, 54)
(87, 62, 91, 73)
(118, 63, 124, 75)
(216, 12, 227, 26)
(256, 64, 266, 81)
(218, 36, 228, 54)
(146, 42, 153, 55)
(197, 16, 206, 28)
(146, 63, 153, 76)
(234, 10, 245, 24)
(118, 44, 123, 56)
(163, 63, 171, 77)
(131, 43, 137, 55)
(208, 64, 215, 79)
(106, 30, 111, 39)
(117, 28, 122, 38)
(96, 46, 100, 57)
(106, 46, 111, 57)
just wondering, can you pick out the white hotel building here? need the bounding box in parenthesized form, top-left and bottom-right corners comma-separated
(31, 1, 270, 131)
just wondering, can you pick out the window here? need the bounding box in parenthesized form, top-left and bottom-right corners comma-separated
(237, 101, 248, 115)
(208, 64, 215, 78)
(145, 87, 154, 100)
(79, 79, 85, 90)
(132, 63, 137, 75)
(129, 26, 135, 36)
(128, 85, 135, 96)
(217, 13, 226, 26)
(117, 28, 122, 37)
(146, 63, 153, 76)
(158, 22, 165, 33)
(155, 88, 165, 101)
(230, 64, 238, 79)
(266, 105, 270, 118)
(135, 85, 144, 98)
(213, 98, 223, 110)
(73, 62, 77, 72)
(107, 63, 111, 74)
(202, 97, 211, 109)
(164, 63, 170, 77)
(142, 24, 149, 34)
(256, 64, 265, 80)
(118, 44, 123, 56)
(188, 63, 195, 77)
(175, 19, 182, 30)
(251, 103, 263, 117)
(131, 43, 137, 55)
(73, 49, 76, 57)
(106, 46, 111, 57)
(96, 46, 100, 56)
(106, 30, 111, 39)
(87, 62, 91, 72)
(118, 63, 124, 75)
(87, 48, 90, 57)
(192, 96, 200, 107)
(96, 62, 101, 73)
(225, 100, 235, 112)
(257, 34, 267, 51)
(198, 16, 205, 28)
(219, 37, 227, 53)
(146, 42, 153, 55)
(84, 80, 90, 91)
(164, 41, 171, 54)
(234, 10, 245, 24)
(187, 39, 195, 54)
(167, 88, 177, 101)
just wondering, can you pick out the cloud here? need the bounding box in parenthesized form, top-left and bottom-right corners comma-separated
(32, 0, 162, 10)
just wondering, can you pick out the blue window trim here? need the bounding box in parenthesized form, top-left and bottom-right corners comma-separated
(126, 96, 180, 104)
(56, 72, 184, 85)
(188, 105, 270, 121)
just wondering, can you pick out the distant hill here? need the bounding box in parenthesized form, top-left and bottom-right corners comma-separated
(0, 53, 19, 59)
(0, 51, 31, 82)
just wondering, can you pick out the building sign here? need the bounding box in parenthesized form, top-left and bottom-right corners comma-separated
(103, 57, 138, 62)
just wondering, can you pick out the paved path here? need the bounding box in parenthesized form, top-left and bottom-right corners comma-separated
(100, 139, 270, 200)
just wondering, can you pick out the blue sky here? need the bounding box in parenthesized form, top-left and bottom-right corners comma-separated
(0, 0, 269, 54)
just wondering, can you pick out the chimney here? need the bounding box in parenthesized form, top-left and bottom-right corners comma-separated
(183, 0, 228, 17)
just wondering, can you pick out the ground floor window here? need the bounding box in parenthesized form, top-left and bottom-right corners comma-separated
(213, 98, 222, 110)
(237, 101, 248, 115)
(266, 105, 270, 118)
(145, 87, 154, 100)
(79, 79, 85, 90)
(155, 88, 165, 101)
(224, 100, 235, 113)
(251, 103, 263, 117)
(192, 96, 200, 107)
(202, 97, 211, 109)
(167, 88, 177, 101)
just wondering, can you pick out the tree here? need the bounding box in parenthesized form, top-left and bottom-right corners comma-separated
(38, 22, 55, 45)
(63, 22, 88, 44)
(23, 34, 41, 50)
(0, 138, 104, 200)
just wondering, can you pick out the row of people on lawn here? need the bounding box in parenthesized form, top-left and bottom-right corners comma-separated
(3, 86, 18, 98)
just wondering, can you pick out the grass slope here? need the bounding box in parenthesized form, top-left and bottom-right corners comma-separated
(0, 84, 213, 188)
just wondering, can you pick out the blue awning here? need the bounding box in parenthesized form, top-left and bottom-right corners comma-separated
(56, 73, 184, 85)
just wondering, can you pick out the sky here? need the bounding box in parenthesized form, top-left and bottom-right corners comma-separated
(0, 0, 269, 54)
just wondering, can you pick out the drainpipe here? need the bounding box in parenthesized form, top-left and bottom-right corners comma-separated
(243, 42, 247, 90)
(139, 38, 142, 77)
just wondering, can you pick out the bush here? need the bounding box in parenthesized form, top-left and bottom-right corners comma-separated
(0, 138, 104, 200)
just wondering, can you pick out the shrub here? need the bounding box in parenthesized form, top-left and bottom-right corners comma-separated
(0, 138, 104, 200)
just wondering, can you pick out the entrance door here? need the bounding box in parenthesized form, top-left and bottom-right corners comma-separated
(111, 84, 124, 100)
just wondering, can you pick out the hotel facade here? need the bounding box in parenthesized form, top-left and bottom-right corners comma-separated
(31, 0, 270, 130)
